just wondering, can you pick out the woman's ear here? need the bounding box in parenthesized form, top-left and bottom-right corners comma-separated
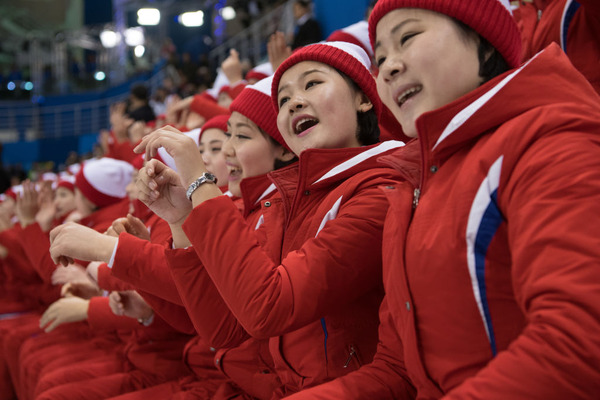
(355, 92, 373, 113)
(276, 146, 296, 162)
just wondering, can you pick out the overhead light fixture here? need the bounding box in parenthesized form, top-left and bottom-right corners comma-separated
(100, 30, 121, 48)
(137, 8, 160, 26)
(179, 11, 204, 27)
(125, 27, 145, 46)
(94, 71, 106, 81)
(220, 6, 236, 20)
(134, 45, 145, 58)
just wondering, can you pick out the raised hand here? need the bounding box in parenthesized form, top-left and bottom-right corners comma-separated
(128, 121, 147, 143)
(134, 159, 192, 225)
(49, 222, 117, 266)
(15, 180, 39, 227)
(36, 181, 57, 231)
(134, 125, 206, 187)
(221, 48, 244, 84)
(268, 32, 292, 71)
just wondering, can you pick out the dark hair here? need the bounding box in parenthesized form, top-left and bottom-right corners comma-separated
(338, 71, 380, 145)
(453, 19, 510, 84)
(130, 83, 149, 101)
(295, 0, 312, 7)
(259, 129, 298, 170)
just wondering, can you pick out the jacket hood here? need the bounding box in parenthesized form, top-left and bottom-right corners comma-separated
(416, 43, 600, 160)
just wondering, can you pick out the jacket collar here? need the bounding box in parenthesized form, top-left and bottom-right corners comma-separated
(239, 173, 278, 218)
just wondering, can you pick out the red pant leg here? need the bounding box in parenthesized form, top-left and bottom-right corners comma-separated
(105, 381, 183, 400)
(0, 312, 41, 400)
(17, 323, 95, 400)
(105, 375, 224, 400)
(34, 355, 125, 398)
(35, 371, 145, 400)
(22, 334, 125, 400)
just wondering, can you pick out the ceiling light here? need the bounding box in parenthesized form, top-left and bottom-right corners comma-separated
(179, 11, 204, 27)
(137, 8, 160, 26)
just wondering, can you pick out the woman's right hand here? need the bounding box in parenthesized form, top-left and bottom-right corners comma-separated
(136, 159, 192, 225)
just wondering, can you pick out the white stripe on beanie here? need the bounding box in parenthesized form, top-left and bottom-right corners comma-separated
(319, 41, 371, 73)
(251, 62, 274, 77)
(206, 68, 231, 100)
(498, 0, 512, 14)
(247, 74, 273, 97)
(340, 21, 372, 56)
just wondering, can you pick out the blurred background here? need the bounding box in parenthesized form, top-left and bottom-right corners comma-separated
(0, 0, 370, 182)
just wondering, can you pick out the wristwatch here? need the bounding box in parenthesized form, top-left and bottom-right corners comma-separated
(186, 172, 218, 201)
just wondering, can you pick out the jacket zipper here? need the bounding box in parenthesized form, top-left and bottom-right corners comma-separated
(343, 345, 357, 368)
(412, 188, 420, 209)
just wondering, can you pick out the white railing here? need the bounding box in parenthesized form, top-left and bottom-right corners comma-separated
(0, 68, 165, 141)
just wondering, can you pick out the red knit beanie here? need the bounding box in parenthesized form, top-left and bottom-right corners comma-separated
(271, 41, 381, 117)
(230, 76, 288, 149)
(75, 158, 133, 208)
(326, 20, 373, 58)
(368, 0, 521, 68)
(5, 187, 18, 201)
(245, 62, 273, 83)
(200, 114, 230, 138)
(56, 175, 76, 192)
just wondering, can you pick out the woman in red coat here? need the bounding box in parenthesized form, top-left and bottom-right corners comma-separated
(125, 42, 406, 397)
(287, 0, 600, 398)
(47, 80, 296, 399)
(514, 0, 600, 94)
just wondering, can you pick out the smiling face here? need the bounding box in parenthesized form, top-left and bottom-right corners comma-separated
(374, 8, 482, 138)
(53, 187, 76, 218)
(276, 61, 371, 155)
(198, 128, 228, 186)
(223, 112, 287, 197)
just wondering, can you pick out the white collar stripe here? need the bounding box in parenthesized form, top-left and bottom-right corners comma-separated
(255, 183, 277, 205)
(313, 140, 404, 185)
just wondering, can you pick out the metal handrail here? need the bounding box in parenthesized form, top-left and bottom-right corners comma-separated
(0, 67, 164, 141)
(208, 0, 295, 67)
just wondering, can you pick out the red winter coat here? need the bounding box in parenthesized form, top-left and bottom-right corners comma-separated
(168, 173, 282, 399)
(287, 44, 600, 399)
(19, 198, 130, 284)
(111, 174, 280, 399)
(515, 0, 600, 94)
(182, 141, 405, 397)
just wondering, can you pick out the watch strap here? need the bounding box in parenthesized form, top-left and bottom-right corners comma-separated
(186, 172, 217, 201)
